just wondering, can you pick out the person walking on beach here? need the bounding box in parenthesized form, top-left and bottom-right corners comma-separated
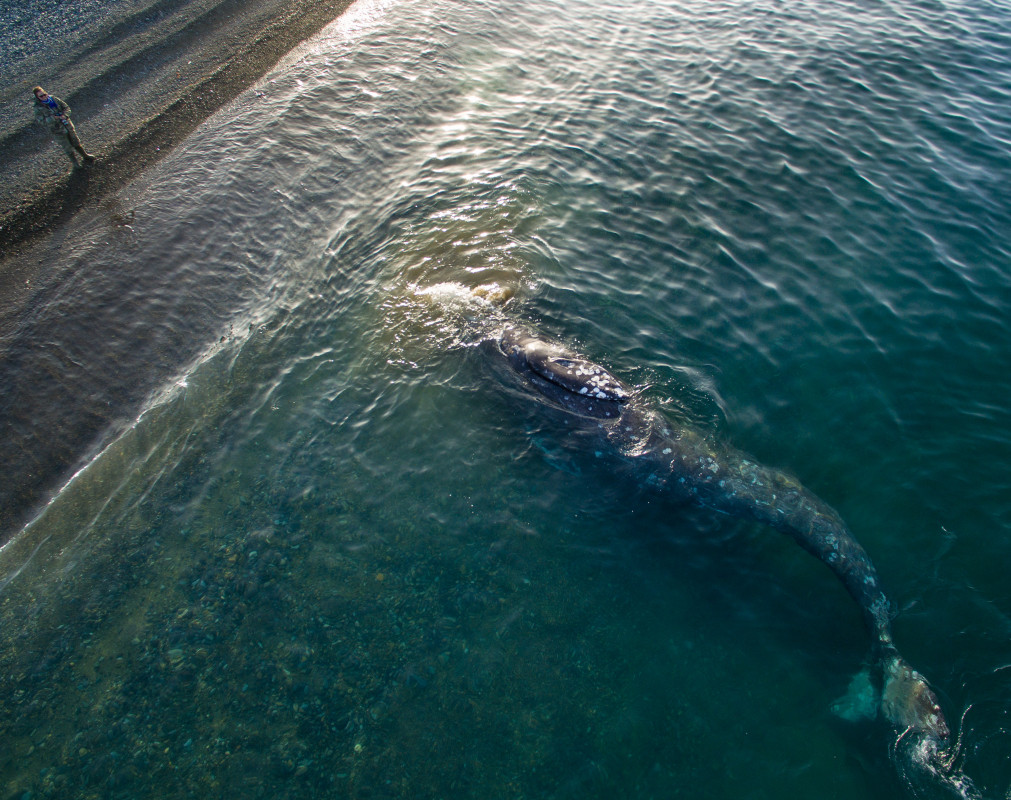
(32, 86, 96, 166)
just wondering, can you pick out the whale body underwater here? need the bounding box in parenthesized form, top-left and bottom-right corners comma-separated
(491, 323, 981, 798)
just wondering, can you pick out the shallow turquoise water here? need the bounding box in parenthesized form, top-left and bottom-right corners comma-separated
(1, 0, 1010, 797)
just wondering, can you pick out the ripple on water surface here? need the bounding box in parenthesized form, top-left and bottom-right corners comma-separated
(1, 0, 1011, 798)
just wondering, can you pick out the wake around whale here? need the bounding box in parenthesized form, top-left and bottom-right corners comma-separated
(495, 324, 981, 799)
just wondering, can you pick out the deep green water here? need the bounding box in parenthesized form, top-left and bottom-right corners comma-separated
(1, 0, 1010, 797)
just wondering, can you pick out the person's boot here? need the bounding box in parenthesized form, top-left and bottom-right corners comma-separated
(75, 144, 96, 163)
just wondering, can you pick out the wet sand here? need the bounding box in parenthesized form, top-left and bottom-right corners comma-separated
(0, 0, 355, 284)
(0, 0, 356, 538)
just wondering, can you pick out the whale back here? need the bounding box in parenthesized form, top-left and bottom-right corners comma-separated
(499, 327, 630, 418)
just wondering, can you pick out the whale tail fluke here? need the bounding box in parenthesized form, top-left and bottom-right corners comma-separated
(831, 666, 879, 722)
(881, 654, 985, 800)
(881, 653, 950, 742)
(830, 657, 947, 733)
(832, 657, 983, 799)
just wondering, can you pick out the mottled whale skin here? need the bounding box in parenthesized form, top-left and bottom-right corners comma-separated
(497, 325, 976, 797)
(499, 328, 629, 418)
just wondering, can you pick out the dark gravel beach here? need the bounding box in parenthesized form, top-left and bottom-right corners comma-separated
(0, 0, 354, 278)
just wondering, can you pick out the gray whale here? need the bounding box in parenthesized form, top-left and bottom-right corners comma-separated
(497, 325, 979, 798)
